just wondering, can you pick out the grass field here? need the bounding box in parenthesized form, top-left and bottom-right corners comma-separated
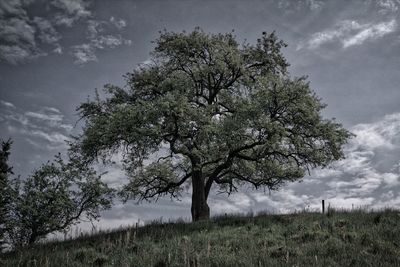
(1, 208, 400, 267)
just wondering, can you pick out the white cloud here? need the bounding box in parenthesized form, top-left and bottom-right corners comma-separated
(53, 14, 75, 27)
(70, 19, 132, 65)
(25, 111, 64, 124)
(71, 43, 97, 64)
(377, 0, 399, 14)
(29, 129, 69, 144)
(92, 35, 123, 49)
(87, 20, 103, 38)
(0, 104, 73, 150)
(211, 198, 245, 214)
(381, 172, 400, 187)
(0, 100, 16, 108)
(43, 107, 61, 113)
(52, 0, 91, 17)
(53, 45, 63, 54)
(351, 113, 400, 150)
(299, 19, 397, 50)
(110, 16, 127, 29)
(3, 113, 29, 126)
(327, 171, 382, 196)
(310, 113, 400, 205)
(7, 125, 70, 150)
(336, 150, 373, 174)
(375, 194, 400, 208)
(306, 0, 324, 11)
(250, 189, 314, 213)
(305, 21, 363, 49)
(343, 20, 397, 48)
(277, 0, 324, 13)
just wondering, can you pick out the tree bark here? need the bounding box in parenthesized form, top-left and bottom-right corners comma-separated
(28, 232, 37, 245)
(191, 169, 210, 221)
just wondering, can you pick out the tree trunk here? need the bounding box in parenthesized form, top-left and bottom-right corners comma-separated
(191, 170, 210, 221)
(28, 232, 37, 245)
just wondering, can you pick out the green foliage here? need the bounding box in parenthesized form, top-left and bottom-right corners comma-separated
(1, 209, 400, 266)
(0, 139, 13, 177)
(0, 139, 13, 248)
(74, 28, 352, 217)
(5, 153, 114, 247)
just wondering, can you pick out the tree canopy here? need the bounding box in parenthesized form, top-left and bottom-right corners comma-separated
(5, 153, 114, 247)
(0, 141, 114, 248)
(75, 29, 352, 221)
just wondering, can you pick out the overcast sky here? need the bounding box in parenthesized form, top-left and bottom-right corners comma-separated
(1, 0, 400, 230)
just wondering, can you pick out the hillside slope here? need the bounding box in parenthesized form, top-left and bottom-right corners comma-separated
(1, 209, 400, 266)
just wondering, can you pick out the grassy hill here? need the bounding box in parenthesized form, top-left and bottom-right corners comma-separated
(1, 209, 400, 267)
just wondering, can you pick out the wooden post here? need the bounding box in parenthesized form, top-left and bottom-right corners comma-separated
(322, 199, 325, 214)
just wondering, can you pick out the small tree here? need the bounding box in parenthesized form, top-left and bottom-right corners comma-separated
(6, 153, 114, 247)
(0, 139, 13, 248)
(75, 29, 352, 221)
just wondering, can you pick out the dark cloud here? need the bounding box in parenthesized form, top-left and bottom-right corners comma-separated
(0, 15, 44, 64)
(0, 0, 31, 18)
(0, 1, 55, 64)
(0, 0, 130, 65)
(50, 0, 91, 26)
(33, 17, 61, 45)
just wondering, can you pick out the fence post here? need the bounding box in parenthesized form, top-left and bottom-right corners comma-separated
(322, 199, 325, 214)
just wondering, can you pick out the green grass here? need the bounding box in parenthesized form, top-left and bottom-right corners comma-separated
(1, 208, 400, 266)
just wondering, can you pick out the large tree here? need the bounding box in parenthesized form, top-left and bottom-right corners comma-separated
(75, 29, 352, 221)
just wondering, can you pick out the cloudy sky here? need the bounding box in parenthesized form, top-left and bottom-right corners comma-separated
(1, 0, 400, 230)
